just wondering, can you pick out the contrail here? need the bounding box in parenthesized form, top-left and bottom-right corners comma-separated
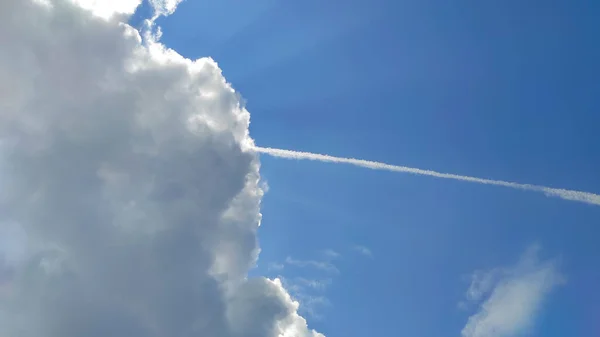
(253, 146, 600, 207)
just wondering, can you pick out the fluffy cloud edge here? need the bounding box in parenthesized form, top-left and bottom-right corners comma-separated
(0, 1, 323, 336)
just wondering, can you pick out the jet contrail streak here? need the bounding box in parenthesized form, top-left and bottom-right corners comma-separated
(253, 146, 600, 207)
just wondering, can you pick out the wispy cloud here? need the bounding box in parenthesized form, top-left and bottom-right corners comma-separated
(460, 245, 565, 337)
(353, 245, 373, 258)
(280, 277, 332, 319)
(268, 262, 285, 272)
(274, 253, 339, 319)
(297, 295, 331, 320)
(321, 249, 341, 260)
(285, 256, 339, 274)
(254, 146, 600, 206)
(296, 278, 333, 291)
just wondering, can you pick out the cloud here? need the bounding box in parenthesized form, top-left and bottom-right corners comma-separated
(285, 257, 339, 274)
(0, 1, 322, 336)
(461, 245, 565, 337)
(294, 295, 331, 320)
(0, 222, 27, 265)
(149, 0, 184, 17)
(322, 249, 341, 260)
(70, 0, 142, 19)
(296, 278, 332, 291)
(353, 245, 373, 258)
(273, 252, 338, 319)
(268, 262, 285, 271)
(280, 277, 332, 320)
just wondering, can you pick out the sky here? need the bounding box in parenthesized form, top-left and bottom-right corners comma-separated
(0, 1, 599, 337)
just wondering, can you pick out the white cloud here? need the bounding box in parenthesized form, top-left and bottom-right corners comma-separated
(461, 245, 565, 337)
(149, 0, 184, 17)
(464, 268, 502, 303)
(70, 0, 142, 19)
(322, 249, 341, 260)
(0, 1, 322, 336)
(274, 253, 338, 319)
(268, 262, 285, 271)
(285, 257, 339, 274)
(353, 245, 373, 257)
(296, 278, 332, 291)
(279, 277, 331, 320)
(294, 295, 331, 320)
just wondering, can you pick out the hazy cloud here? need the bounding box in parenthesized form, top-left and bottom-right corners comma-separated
(296, 278, 332, 291)
(353, 245, 373, 257)
(285, 257, 339, 274)
(268, 262, 285, 271)
(322, 249, 341, 260)
(280, 277, 332, 320)
(461, 245, 565, 337)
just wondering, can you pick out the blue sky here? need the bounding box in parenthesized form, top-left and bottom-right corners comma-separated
(142, 0, 600, 336)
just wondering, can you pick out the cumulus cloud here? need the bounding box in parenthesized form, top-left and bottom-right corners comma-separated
(0, 1, 322, 336)
(70, 0, 142, 19)
(461, 245, 565, 337)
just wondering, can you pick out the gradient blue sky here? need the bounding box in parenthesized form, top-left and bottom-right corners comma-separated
(132, 1, 599, 336)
